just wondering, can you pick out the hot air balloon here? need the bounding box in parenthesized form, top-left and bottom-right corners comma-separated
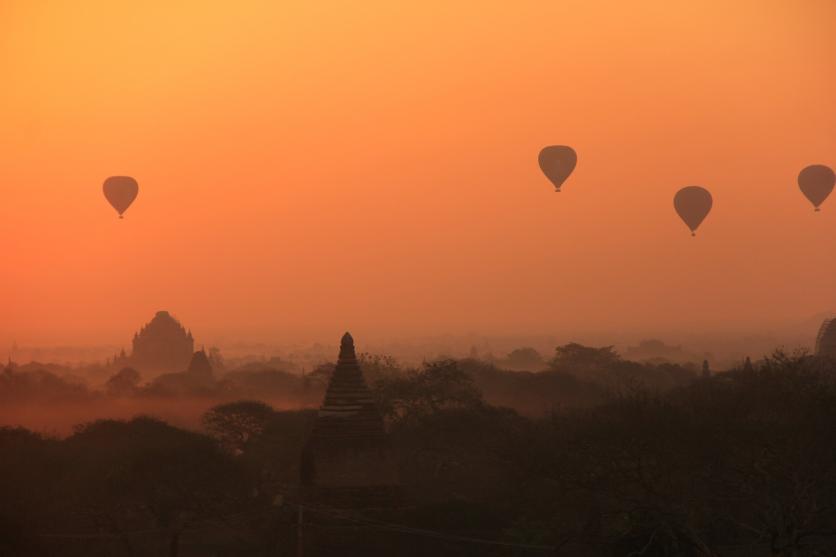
(798, 164, 834, 212)
(674, 186, 712, 237)
(538, 145, 577, 192)
(103, 176, 139, 219)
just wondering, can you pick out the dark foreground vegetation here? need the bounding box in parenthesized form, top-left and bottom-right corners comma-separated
(1, 350, 835, 556)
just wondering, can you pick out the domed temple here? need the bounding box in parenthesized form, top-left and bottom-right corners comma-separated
(815, 318, 836, 358)
(301, 332, 399, 507)
(129, 311, 195, 373)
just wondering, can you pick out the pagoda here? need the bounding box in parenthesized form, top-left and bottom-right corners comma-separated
(145, 349, 215, 396)
(300, 332, 399, 507)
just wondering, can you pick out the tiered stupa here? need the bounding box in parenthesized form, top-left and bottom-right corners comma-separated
(145, 349, 215, 396)
(185, 349, 213, 378)
(301, 332, 399, 506)
(130, 311, 194, 373)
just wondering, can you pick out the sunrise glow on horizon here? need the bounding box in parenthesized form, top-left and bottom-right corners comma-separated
(2, 1, 835, 346)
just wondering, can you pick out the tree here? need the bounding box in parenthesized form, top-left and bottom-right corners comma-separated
(304, 363, 334, 388)
(0, 427, 59, 553)
(374, 359, 483, 424)
(504, 347, 544, 370)
(358, 352, 402, 383)
(710, 351, 836, 556)
(105, 367, 141, 397)
(550, 343, 620, 370)
(65, 417, 248, 557)
(202, 400, 275, 454)
(241, 409, 318, 486)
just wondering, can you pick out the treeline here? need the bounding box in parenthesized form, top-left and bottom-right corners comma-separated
(1, 351, 835, 555)
(0, 359, 313, 404)
(0, 343, 698, 416)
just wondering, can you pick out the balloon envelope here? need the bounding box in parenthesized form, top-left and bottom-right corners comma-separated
(674, 186, 712, 236)
(798, 164, 834, 211)
(103, 176, 139, 218)
(538, 145, 577, 192)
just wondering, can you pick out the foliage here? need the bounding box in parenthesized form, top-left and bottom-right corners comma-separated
(2, 349, 836, 555)
(501, 347, 545, 371)
(0, 366, 93, 402)
(374, 359, 483, 425)
(105, 367, 142, 396)
(63, 416, 250, 555)
(550, 342, 621, 370)
(202, 400, 275, 454)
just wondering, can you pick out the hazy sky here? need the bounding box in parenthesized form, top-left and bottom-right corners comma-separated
(2, 1, 835, 347)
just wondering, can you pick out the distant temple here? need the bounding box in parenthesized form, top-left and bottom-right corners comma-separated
(129, 311, 195, 373)
(185, 349, 213, 378)
(145, 349, 215, 396)
(815, 318, 836, 358)
(301, 332, 399, 507)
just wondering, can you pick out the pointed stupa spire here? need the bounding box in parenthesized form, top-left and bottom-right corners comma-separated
(187, 349, 213, 377)
(339, 332, 356, 364)
(301, 332, 399, 499)
(308, 332, 385, 445)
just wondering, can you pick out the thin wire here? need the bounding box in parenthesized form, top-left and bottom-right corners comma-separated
(38, 501, 556, 552)
(301, 502, 556, 551)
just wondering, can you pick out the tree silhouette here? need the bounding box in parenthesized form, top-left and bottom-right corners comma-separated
(105, 367, 141, 397)
(202, 400, 275, 454)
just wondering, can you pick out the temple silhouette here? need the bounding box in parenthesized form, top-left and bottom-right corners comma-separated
(301, 332, 399, 507)
(144, 348, 215, 396)
(125, 311, 195, 373)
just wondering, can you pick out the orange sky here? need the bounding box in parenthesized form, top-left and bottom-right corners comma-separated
(1, 1, 835, 348)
